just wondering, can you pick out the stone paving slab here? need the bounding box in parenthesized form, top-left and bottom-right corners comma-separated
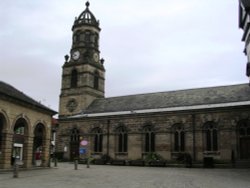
(0, 163, 250, 188)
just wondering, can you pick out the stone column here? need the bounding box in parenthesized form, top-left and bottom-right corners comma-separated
(0, 132, 13, 169)
(23, 136, 34, 168)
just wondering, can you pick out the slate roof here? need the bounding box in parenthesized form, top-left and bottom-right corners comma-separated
(0, 81, 56, 114)
(84, 83, 250, 114)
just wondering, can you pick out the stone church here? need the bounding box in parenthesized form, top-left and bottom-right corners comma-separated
(57, 2, 250, 167)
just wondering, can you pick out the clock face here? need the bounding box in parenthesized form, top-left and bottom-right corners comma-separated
(93, 53, 99, 62)
(72, 51, 80, 60)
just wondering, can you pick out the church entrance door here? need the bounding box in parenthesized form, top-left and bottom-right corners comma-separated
(70, 142, 79, 160)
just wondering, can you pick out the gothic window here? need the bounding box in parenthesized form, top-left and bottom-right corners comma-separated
(93, 71, 99, 90)
(70, 128, 80, 143)
(238, 120, 250, 136)
(203, 122, 218, 152)
(172, 124, 185, 152)
(144, 126, 155, 153)
(237, 120, 250, 159)
(92, 127, 103, 153)
(116, 126, 128, 153)
(71, 69, 78, 88)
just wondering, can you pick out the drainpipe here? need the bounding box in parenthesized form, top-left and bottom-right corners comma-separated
(192, 114, 196, 161)
(107, 120, 110, 157)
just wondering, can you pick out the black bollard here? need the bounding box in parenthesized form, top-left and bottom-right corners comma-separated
(74, 159, 78, 170)
(13, 164, 19, 178)
(54, 158, 57, 167)
(87, 158, 90, 168)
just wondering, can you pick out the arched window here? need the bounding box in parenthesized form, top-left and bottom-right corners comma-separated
(237, 120, 250, 159)
(70, 128, 80, 143)
(0, 117, 3, 152)
(93, 71, 99, 90)
(33, 124, 45, 165)
(12, 118, 27, 164)
(71, 69, 78, 88)
(203, 122, 218, 152)
(116, 126, 128, 153)
(238, 120, 250, 136)
(92, 127, 103, 153)
(172, 124, 185, 152)
(144, 126, 155, 153)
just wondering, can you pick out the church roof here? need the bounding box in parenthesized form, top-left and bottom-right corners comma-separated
(0, 81, 56, 115)
(83, 83, 250, 116)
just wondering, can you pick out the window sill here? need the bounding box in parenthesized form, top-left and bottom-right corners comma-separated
(115, 152, 128, 156)
(203, 151, 220, 155)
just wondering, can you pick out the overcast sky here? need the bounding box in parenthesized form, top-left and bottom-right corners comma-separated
(0, 0, 247, 112)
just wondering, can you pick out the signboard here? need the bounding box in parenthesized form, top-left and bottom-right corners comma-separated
(79, 148, 86, 154)
(80, 140, 88, 146)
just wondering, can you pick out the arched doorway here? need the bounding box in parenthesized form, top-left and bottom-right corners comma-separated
(238, 120, 250, 159)
(70, 128, 80, 160)
(33, 123, 46, 166)
(12, 118, 28, 165)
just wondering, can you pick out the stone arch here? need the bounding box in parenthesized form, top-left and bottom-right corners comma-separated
(0, 111, 9, 156)
(11, 116, 30, 166)
(33, 123, 47, 166)
(12, 114, 31, 136)
(0, 110, 10, 131)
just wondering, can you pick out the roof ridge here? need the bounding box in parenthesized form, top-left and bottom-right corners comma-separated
(0, 81, 56, 114)
(102, 83, 249, 101)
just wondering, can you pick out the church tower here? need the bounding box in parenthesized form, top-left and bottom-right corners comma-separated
(59, 2, 105, 117)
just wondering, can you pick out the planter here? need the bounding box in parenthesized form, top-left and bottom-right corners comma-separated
(111, 160, 126, 166)
(129, 160, 145, 166)
(148, 160, 166, 167)
(94, 159, 106, 165)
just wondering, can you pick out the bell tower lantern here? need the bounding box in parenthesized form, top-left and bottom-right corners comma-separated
(59, 1, 105, 117)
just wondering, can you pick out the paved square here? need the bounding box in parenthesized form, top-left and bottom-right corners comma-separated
(0, 163, 250, 188)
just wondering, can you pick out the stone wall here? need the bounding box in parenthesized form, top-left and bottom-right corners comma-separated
(57, 107, 250, 164)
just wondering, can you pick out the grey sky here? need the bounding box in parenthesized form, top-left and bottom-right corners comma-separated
(0, 0, 247, 112)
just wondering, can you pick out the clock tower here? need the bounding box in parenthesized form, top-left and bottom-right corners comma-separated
(59, 1, 105, 117)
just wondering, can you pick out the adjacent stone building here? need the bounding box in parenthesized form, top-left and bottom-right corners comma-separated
(0, 81, 56, 169)
(57, 2, 250, 166)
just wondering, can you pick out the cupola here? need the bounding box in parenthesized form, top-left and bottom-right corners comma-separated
(72, 1, 100, 30)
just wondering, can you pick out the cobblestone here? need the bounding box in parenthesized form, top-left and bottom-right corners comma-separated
(0, 163, 250, 188)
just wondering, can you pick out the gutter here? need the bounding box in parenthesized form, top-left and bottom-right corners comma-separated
(66, 101, 250, 119)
